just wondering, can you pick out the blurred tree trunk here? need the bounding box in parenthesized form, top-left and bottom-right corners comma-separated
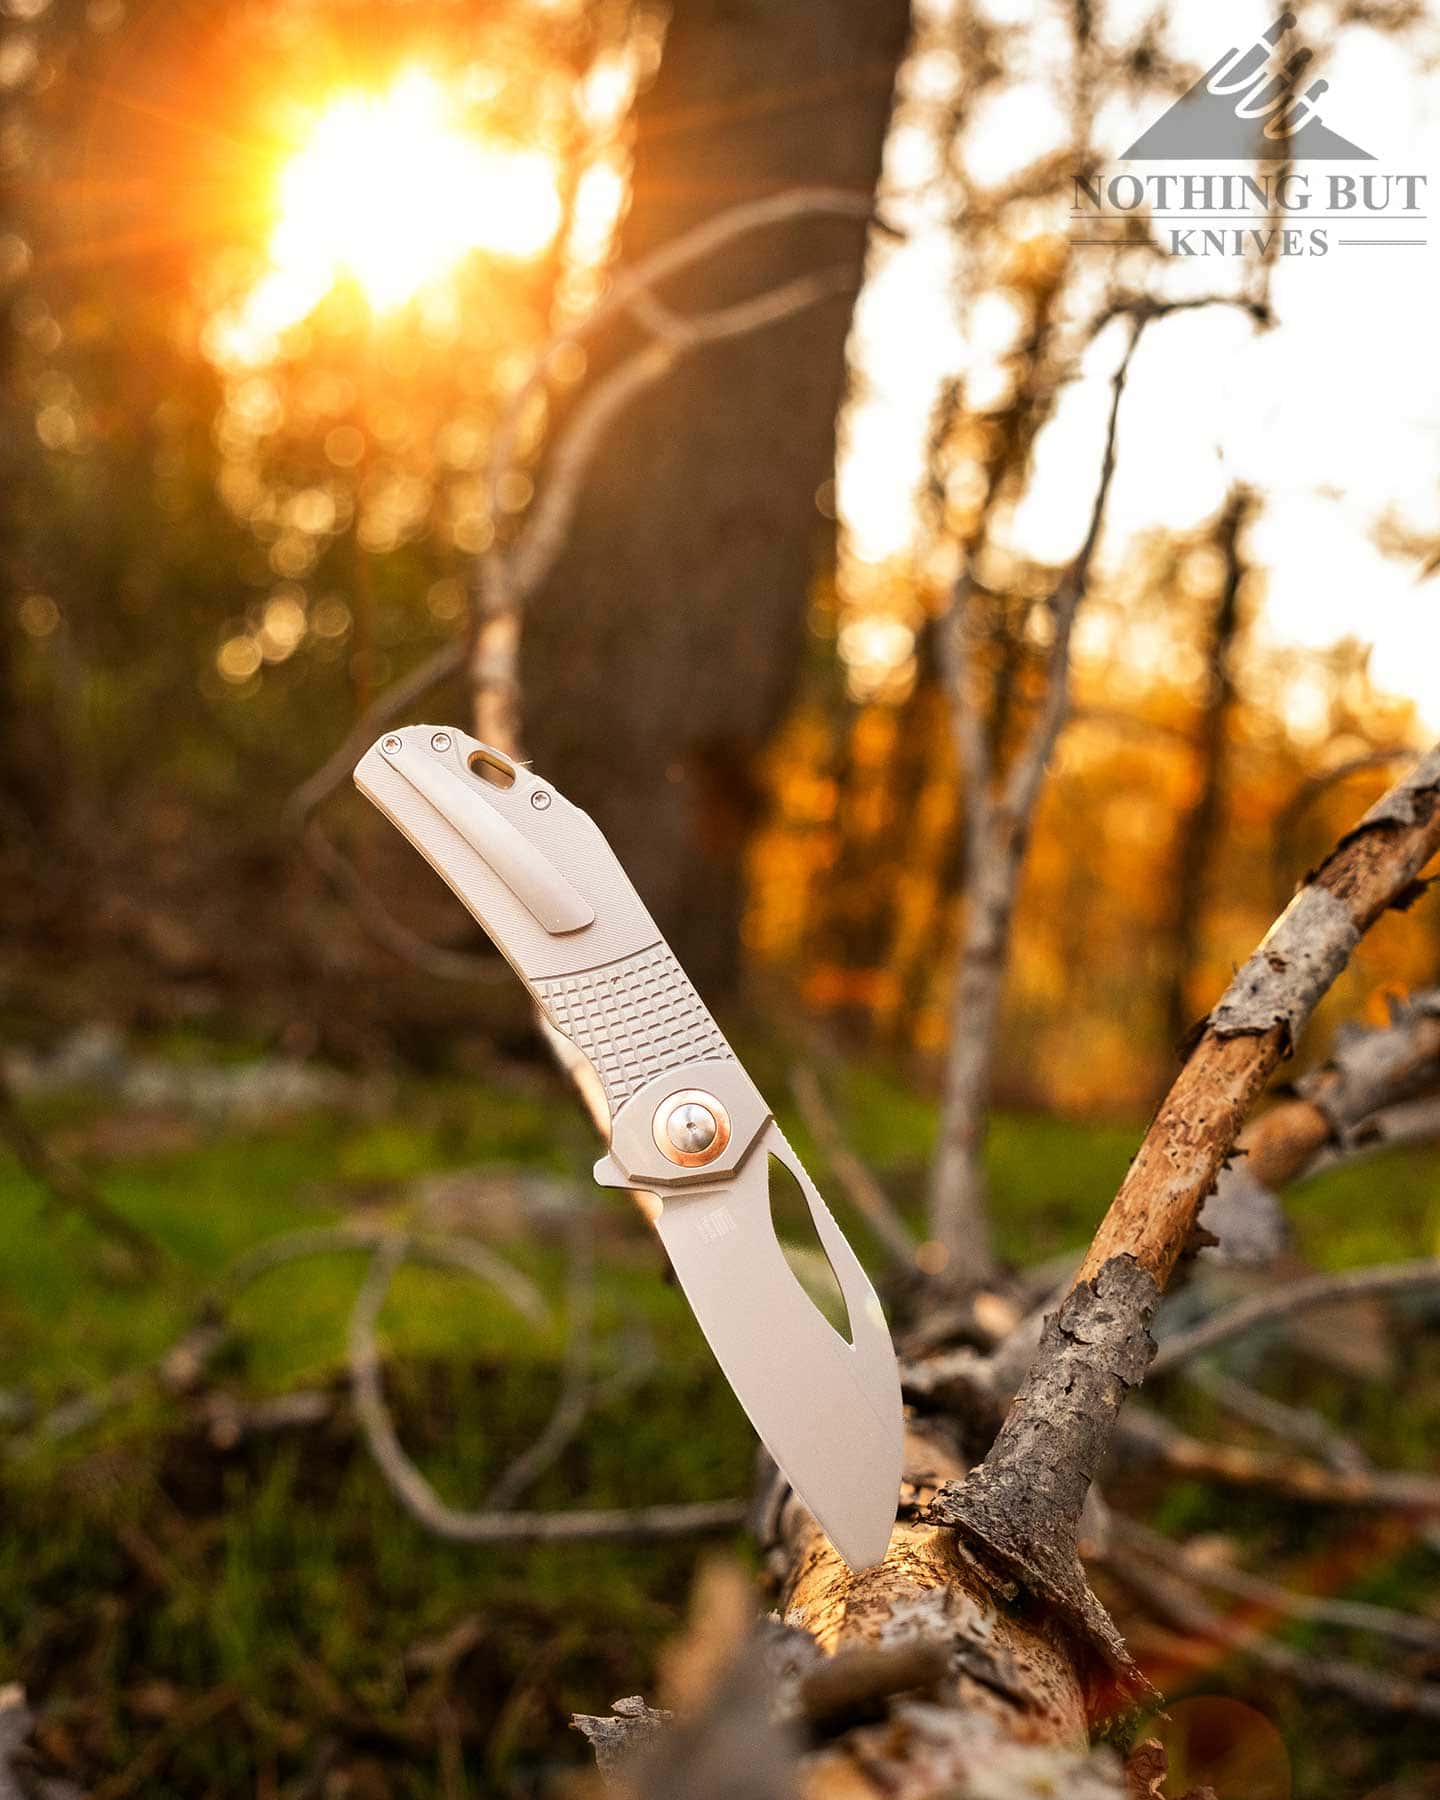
(0, 311, 16, 794)
(520, 0, 910, 997)
(1162, 488, 1251, 1051)
(0, 194, 37, 826)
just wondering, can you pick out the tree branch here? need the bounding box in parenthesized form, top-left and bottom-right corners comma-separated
(283, 639, 466, 830)
(1109, 1514, 1440, 1652)
(1271, 745, 1416, 908)
(930, 744, 1440, 1690)
(475, 261, 864, 746)
(1083, 744, 1440, 1288)
(297, 817, 508, 985)
(1112, 1549, 1440, 1720)
(480, 184, 878, 598)
(1185, 987, 1440, 1265)
(347, 1238, 746, 1546)
(1181, 1363, 1371, 1473)
(1150, 1255, 1440, 1377)
(1114, 1406, 1440, 1513)
(788, 1064, 919, 1269)
(0, 1061, 163, 1273)
(484, 1209, 597, 1509)
(7, 1223, 546, 1458)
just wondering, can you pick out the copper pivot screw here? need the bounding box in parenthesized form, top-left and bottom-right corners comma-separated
(653, 1090, 732, 1167)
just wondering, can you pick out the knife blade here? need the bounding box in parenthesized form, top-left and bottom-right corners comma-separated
(353, 724, 902, 1568)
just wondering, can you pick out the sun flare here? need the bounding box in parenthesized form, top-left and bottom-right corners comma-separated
(212, 68, 562, 363)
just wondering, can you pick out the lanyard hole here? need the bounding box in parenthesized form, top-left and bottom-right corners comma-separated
(468, 747, 517, 790)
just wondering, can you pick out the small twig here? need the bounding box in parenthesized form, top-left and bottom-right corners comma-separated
(1116, 1405, 1440, 1512)
(1151, 1257, 1440, 1377)
(1085, 291, 1271, 339)
(487, 338, 678, 649)
(1214, 990, 1440, 1207)
(195, 1388, 334, 1449)
(7, 1225, 545, 1459)
(298, 817, 507, 984)
(626, 263, 858, 352)
(487, 262, 865, 633)
(1323, 1090, 1440, 1160)
(0, 1064, 162, 1272)
(5, 1319, 226, 1459)
(280, 638, 496, 984)
(1114, 1550, 1440, 1720)
(796, 1640, 951, 1725)
(482, 185, 877, 572)
(1000, 309, 1139, 832)
(788, 1066, 917, 1268)
(485, 1209, 595, 1508)
(1183, 1363, 1370, 1473)
(1272, 746, 1417, 907)
(1110, 1515, 1440, 1652)
(218, 1222, 548, 1327)
(472, 190, 875, 751)
(927, 307, 1154, 1283)
(348, 1239, 745, 1545)
(90, 1683, 243, 1800)
(283, 638, 466, 830)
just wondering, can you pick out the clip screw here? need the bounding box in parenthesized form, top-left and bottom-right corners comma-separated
(530, 791, 552, 811)
(430, 731, 452, 753)
(381, 735, 402, 754)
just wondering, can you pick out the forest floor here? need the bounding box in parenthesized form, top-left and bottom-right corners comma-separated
(2, 1031, 1439, 1798)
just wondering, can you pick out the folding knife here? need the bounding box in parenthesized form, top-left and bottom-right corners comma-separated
(354, 725, 902, 1569)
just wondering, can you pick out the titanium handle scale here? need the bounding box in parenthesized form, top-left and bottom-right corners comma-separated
(354, 724, 902, 1569)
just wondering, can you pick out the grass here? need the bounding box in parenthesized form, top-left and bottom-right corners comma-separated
(2, 1048, 1439, 1795)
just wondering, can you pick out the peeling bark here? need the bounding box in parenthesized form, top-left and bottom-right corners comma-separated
(1208, 884, 1360, 1044)
(1199, 988, 1440, 1264)
(762, 1426, 1103, 1795)
(572, 1698, 674, 1781)
(928, 1258, 1161, 1703)
(1080, 741, 1440, 1291)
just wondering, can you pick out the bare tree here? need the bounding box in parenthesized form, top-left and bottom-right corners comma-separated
(928, 299, 1265, 1286)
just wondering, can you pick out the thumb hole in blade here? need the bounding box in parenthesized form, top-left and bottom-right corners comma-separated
(767, 1154, 853, 1344)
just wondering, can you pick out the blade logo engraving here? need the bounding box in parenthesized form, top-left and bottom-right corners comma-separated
(696, 1206, 738, 1245)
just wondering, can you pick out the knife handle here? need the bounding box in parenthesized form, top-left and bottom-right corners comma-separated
(354, 726, 773, 1188)
(531, 942, 734, 1115)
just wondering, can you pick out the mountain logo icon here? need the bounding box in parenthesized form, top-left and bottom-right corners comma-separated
(1123, 12, 1374, 161)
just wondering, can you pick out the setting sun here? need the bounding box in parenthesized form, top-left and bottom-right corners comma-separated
(211, 68, 562, 363)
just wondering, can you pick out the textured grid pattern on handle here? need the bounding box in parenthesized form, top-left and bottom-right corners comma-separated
(537, 943, 733, 1109)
